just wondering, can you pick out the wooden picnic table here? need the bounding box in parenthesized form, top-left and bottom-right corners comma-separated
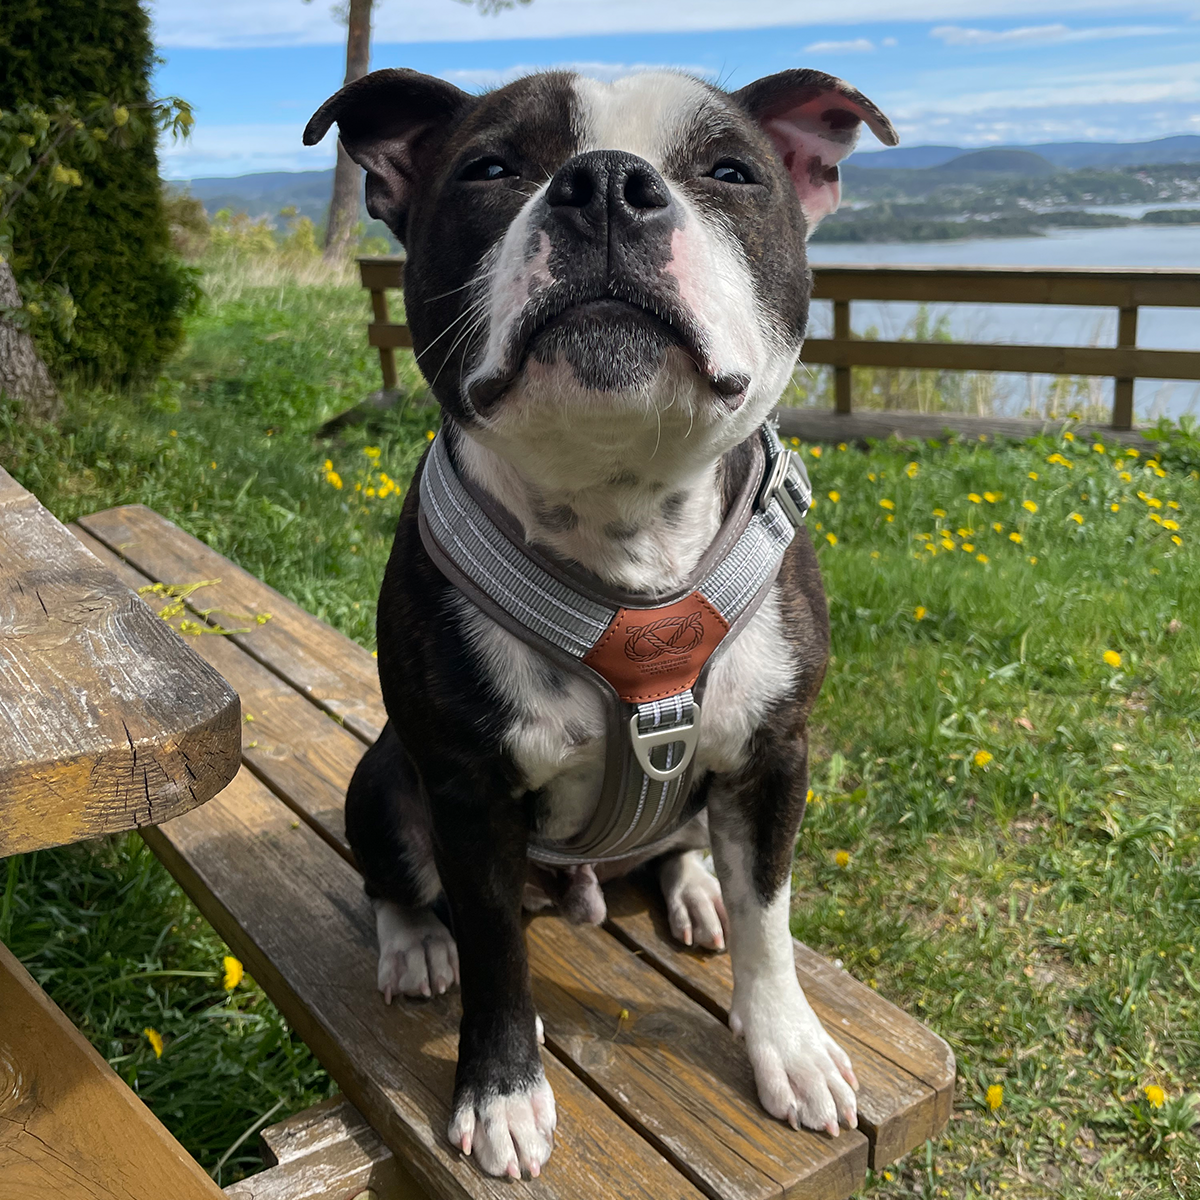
(0, 465, 241, 1198)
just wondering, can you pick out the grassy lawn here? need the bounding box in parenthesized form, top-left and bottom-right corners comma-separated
(3, 251, 1198, 1196)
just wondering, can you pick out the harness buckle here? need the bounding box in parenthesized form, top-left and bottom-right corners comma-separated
(758, 445, 811, 529)
(628, 702, 702, 783)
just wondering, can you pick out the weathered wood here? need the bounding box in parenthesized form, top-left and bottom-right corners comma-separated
(801, 337, 1200, 383)
(0, 940, 228, 1199)
(146, 767, 708, 1200)
(76, 504, 386, 744)
(359, 256, 405, 292)
(1112, 305, 1139, 432)
(224, 1096, 420, 1200)
(775, 407, 1150, 447)
(0, 472, 240, 855)
(810, 265, 1200, 308)
(604, 881, 954, 1167)
(368, 322, 415, 350)
(832, 301, 852, 415)
(369, 288, 400, 391)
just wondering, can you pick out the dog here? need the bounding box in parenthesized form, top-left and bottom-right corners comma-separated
(304, 65, 896, 1179)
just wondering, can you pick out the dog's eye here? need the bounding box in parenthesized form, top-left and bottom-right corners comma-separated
(461, 157, 518, 182)
(711, 161, 751, 184)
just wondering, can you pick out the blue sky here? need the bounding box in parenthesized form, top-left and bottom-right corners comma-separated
(147, 0, 1200, 179)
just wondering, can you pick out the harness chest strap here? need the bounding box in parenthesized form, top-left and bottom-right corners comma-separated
(417, 423, 812, 864)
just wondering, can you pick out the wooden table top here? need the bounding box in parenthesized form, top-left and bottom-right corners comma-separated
(0, 469, 240, 855)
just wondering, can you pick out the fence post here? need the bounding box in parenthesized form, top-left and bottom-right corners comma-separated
(1111, 305, 1138, 431)
(369, 287, 399, 392)
(833, 299, 852, 414)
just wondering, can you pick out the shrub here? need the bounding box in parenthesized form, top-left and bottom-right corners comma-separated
(0, 0, 199, 385)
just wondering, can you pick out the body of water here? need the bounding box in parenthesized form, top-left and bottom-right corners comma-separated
(805, 225, 1200, 420)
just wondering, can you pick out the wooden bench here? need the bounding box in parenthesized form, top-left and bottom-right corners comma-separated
(70, 503, 956, 1200)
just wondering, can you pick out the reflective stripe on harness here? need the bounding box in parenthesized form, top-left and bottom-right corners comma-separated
(417, 423, 811, 864)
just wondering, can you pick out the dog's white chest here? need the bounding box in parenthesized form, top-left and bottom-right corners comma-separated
(455, 588, 795, 843)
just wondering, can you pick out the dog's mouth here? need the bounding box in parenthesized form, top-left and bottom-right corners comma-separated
(465, 290, 749, 414)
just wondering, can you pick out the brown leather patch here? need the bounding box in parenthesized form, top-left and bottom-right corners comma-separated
(582, 592, 730, 704)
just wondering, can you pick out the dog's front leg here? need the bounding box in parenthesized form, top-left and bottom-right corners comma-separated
(428, 782, 555, 1177)
(708, 747, 859, 1136)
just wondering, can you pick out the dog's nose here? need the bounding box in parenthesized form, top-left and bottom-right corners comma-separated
(546, 150, 672, 233)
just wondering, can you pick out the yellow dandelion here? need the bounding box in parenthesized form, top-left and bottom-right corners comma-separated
(1163, 519, 1180, 531)
(1103, 650, 1122, 668)
(1022, 500, 1038, 513)
(914, 606, 927, 620)
(870, 550, 880, 559)
(933, 507, 947, 518)
(1153, 466, 1166, 478)
(223, 955, 244, 990)
(825, 531, 837, 546)
(962, 543, 974, 552)
(976, 553, 989, 564)
(1144, 1085, 1166, 1109)
(425, 430, 435, 440)
(210, 461, 217, 470)
(968, 493, 982, 504)
(957, 527, 971, 537)
(1172, 534, 1183, 545)
(1029, 556, 1038, 565)
(987, 1084, 1004, 1111)
(1118, 469, 1133, 482)
(974, 749, 993, 768)
(1111, 503, 1120, 512)
(837, 442, 848, 452)
(323, 458, 333, 471)
(326, 471, 342, 490)
(835, 850, 851, 869)
(1028, 471, 1039, 480)
(1126, 448, 1140, 457)
(1150, 513, 1163, 525)
(906, 461, 919, 479)
(806, 788, 814, 802)
(169, 429, 178, 437)
(1063, 431, 1075, 441)
(879, 498, 895, 511)
(1069, 512, 1084, 524)
(1009, 532, 1023, 544)
(810, 446, 822, 458)
(992, 522, 1004, 533)
(940, 538, 954, 550)
(984, 491, 999, 503)
(886, 515, 895, 523)
(828, 490, 840, 503)
(1093, 443, 1106, 454)
(144, 1027, 164, 1058)
(868, 472, 877, 482)
(1168, 500, 1180, 509)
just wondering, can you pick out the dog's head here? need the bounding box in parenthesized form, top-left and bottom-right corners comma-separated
(306, 69, 894, 464)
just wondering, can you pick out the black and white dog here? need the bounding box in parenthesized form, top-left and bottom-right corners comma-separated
(305, 67, 896, 1179)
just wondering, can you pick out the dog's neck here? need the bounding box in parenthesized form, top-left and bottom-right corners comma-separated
(453, 430, 726, 595)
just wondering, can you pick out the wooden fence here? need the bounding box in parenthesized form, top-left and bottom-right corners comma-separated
(358, 257, 1200, 435)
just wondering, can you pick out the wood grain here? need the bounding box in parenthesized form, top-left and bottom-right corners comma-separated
(0, 471, 240, 855)
(604, 880, 956, 1162)
(77, 505, 386, 744)
(147, 767, 706, 1200)
(0, 941, 228, 1200)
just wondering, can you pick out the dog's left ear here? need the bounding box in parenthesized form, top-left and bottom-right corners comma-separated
(304, 68, 476, 241)
(734, 69, 898, 232)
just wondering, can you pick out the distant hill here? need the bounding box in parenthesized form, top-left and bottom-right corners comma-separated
(932, 149, 1056, 175)
(170, 169, 337, 224)
(854, 135, 1200, 170)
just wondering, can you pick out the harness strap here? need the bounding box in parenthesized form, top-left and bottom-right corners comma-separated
(418, 422, 811, 864)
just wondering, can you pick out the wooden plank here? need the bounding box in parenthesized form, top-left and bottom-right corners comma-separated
(527, 915, 867, 1198)
(604, 881, 955, 1162)
(774, 407, 1148, 446)
(76, 505, 386, 744)
(359, 257, 406, 291)
(0, 940, 228, 1199)
(70, 526, 364, 860)
(832, 301, 851, 414)
(147, 767, 707, 1200)
(224, 1096, 420, 1200)
(0, 470, 239, 855)
(1112, 305, 1139, 431)
(368, 323, 414, 350)
(801, 337, 1200, 382)
(810, 265, 1200, 308)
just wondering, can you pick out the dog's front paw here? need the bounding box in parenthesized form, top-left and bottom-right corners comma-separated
(660, 850, 728, 950)
(373, 900, 459, 1002)
(448, 1074, 557, 1178)
(732, 978, 858, 1136)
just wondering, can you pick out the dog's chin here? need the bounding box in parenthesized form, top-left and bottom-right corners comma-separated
(466, 300, 749, 417)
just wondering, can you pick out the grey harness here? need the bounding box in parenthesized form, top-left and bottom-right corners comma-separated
(418, 422, 811, 865)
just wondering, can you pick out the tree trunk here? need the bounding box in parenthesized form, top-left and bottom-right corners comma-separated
(323, 0, 373, 262)
(0, 258, 61, 423)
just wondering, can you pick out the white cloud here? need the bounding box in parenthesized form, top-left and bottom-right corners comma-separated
(441, 61, 718, 89)
(147, 0, 1200, 49)
(804, 38, 875, 52)
(932, 22, 1179, 46)
(881, 36, 899, 45)
(158, 123, 333, 178)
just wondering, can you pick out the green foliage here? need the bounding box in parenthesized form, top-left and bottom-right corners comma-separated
(4, 258, 1199, 1194)
(0, 0, 199, 385)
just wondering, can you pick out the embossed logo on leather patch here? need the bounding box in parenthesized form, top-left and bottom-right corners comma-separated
(624, 612, 704, 663)
(582, 592, 730, 704)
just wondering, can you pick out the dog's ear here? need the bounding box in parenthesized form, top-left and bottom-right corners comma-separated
(734, 69, 897, 232)
(304, 68, 475, 239)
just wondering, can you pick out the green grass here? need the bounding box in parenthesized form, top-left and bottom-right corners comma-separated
(3, 250, 1199, 1196)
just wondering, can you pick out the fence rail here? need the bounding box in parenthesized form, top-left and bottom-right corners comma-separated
(358, 258, 1200, 434)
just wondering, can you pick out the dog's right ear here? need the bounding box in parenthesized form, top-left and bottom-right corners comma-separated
(304, 68, 475, 239)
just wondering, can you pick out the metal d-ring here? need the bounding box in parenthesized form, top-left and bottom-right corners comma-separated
(628, 703, 702, 783)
